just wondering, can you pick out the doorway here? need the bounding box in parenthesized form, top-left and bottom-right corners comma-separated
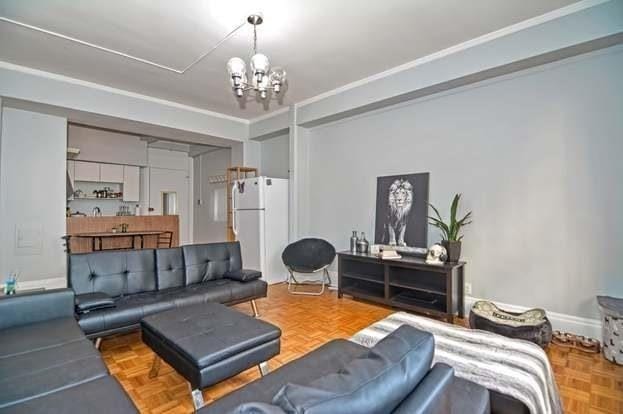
(149, 167, 191, 244)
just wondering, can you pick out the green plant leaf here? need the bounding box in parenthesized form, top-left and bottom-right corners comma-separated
(447, 194, 460, 241)
(428, 203, 444, 222)
(428, 215, 450, 240)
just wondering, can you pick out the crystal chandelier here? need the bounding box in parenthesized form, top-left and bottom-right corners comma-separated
(226, 14, 286, 100)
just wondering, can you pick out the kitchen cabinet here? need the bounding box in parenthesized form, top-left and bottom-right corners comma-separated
(74, 161, 100, 182)
(123, 165, 140, 202)
(100, 163, 124, 183)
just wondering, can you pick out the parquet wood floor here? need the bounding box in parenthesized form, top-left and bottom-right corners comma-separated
(101, 284, 623, 413)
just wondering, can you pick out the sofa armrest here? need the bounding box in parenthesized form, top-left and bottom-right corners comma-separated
(0, 288, 75, 330)
(393, 363, 455, 414)
(75, 292, 116, 314)
(224, 269, 262, 282)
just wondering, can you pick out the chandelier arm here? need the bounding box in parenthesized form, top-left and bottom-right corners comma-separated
(239, 83, 279, 92)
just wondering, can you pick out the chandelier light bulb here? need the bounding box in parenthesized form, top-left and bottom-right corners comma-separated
(269, 67, 286, 93)
(250, 53, 270, 81)
(227, 57, 246, 77)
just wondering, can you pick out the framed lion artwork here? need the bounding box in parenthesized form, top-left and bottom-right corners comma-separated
(374, 172, 429, 253)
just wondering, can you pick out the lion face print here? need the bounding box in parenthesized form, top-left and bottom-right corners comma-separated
(386, 179, 413, 246)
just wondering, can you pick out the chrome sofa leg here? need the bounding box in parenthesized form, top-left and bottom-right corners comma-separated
(258, 361, 270, 377)
(250, 299, 259, 318)
(94, 337, 102, 349)
(149, 355, 161, 379)
(190, 387, 205, 411)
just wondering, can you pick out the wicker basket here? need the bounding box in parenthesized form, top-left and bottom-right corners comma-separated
(598, 296, 623, 365)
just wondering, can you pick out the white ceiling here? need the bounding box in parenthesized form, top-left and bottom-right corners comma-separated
(0, 0, 579, 119)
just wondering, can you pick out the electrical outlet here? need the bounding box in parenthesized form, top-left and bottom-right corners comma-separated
(464, 282, 472, 296)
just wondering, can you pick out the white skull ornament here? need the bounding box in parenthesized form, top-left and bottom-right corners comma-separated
(425, 243, 447, 265)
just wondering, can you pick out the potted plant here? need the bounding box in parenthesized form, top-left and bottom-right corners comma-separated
(428, 194, 472, 262)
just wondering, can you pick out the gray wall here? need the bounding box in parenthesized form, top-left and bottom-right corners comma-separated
(305, 47, 623, 320)
(261, 134, 290, 179)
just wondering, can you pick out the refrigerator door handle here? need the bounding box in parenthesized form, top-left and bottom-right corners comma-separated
(232, 182, 238, 236)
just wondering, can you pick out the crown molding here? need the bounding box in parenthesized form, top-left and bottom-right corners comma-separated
(249, 106, 291, 124)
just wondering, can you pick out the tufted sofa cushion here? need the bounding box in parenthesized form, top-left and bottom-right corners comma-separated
(182, 242, 242, 284)
(156, 247, 186, 290)
(69, 249, 157, 297)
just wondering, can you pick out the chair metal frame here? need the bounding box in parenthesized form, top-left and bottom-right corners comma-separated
(287, 264, 332, 296)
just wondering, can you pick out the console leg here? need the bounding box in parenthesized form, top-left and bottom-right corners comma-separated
(94, 337, 102, 349)
(250, 300, 259, 318)
(149, 355, 161, 379)
(258, 361, 269, 377)
(190, 388, 205, 411)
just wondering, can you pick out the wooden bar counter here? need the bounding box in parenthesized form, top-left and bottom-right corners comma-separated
(66, 215, 179, 253)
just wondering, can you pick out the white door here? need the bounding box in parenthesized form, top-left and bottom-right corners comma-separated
(149, 167, 191, 244)
(235, 209, 265, 273)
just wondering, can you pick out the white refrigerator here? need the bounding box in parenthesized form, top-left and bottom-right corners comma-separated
(232, 176, 289, 285)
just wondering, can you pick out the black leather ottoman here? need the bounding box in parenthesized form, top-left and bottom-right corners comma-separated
(140, 302, 281, 410)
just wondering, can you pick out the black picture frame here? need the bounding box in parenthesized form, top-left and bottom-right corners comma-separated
(374, 172, 429, 249)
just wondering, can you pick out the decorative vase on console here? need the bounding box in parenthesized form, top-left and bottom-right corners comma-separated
(428, 194, 472, 262)
(350, 230, 358, 253)
(356, 232, 369, 254)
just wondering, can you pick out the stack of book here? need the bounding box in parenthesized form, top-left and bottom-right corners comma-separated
(379, 249, 401, 260)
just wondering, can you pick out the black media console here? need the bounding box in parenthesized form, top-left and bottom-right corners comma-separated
(337, 251, 465, 323)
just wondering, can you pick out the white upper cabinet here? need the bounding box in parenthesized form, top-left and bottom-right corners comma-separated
(74, 161, 100, 182)
(99, 163, 124, 183)
(123, 165, 140, 202)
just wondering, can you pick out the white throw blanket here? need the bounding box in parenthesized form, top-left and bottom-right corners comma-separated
(350, 312, 562, 414)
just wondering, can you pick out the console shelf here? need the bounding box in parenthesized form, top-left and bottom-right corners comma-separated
(338, 251, 465, 322)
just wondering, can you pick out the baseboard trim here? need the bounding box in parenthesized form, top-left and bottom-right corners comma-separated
(465, 296, 602, 339)
(332, 270, 601, 339)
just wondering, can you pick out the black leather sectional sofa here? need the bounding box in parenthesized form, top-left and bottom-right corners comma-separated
(68, 241, 267, 339)
(199, 325, 491, 414)
(0, 288, 138, 413)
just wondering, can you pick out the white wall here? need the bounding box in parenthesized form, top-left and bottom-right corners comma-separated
(260, 134, 290, 179)
(193, 148, 232, 243)
(0, 108, 67, 285)
(305, 47, 623, 321)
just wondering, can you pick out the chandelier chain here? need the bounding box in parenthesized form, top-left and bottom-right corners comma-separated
(253, 23, 258, 55)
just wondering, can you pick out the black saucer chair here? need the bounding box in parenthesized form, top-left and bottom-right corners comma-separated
(281, 238, 336, 296)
